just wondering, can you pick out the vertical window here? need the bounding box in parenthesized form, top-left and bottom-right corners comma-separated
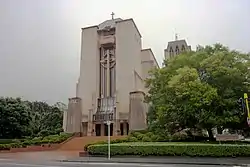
(181, 45, 185, 52)
(169, 47, 173, 58)
(175, 46, 180, 55)
(100, 46, 116, 98)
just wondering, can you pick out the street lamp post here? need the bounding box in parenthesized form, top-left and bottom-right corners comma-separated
(106, 120, 111, 160)
(103, 97, 114, 160)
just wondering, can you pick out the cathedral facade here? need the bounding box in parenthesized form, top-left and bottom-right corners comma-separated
(63, 17, 159, 136)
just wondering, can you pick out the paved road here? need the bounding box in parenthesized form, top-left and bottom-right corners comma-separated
(0, 151, 249, 167)
(0, 158, 247, 167)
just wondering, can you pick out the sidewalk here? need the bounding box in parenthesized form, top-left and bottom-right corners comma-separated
(59, 156, 250, 166)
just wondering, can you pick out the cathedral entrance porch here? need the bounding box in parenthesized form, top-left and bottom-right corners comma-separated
(92, 121, 128, 136)
(94, 123, 114, 136)
(120, 122, 129, 136)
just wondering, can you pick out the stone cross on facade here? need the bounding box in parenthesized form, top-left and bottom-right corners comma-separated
(100, 49, 115, 97)
(175, 33, 178, 41)
(111, 12, 115, 20)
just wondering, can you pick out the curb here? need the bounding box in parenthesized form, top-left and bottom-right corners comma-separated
(58, 159, 248, 166)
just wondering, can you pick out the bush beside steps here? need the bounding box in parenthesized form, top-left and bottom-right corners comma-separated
(87, 142, 250, 157)
(0, 133, 73, 151)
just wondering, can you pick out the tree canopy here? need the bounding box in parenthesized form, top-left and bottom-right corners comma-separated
(146, 44, 250, 138)
(0, 97, 65, 139)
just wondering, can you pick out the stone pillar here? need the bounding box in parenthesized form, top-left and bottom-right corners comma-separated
(101, 123, 105, 136)
(63, 110, 67, 132)
(87, 122, 94, 136)
(123, 122, 127, 135)
(87, 109, 94, 136)
(113, 119, 120, 136)
(129, 91, 147, 131)
(66, 97, 82, 133)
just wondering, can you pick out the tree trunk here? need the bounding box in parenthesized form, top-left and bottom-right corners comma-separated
(207, 128, 215, 141)
(217, 127, 223, 134)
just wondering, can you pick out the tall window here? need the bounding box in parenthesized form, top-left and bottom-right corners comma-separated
(175, 46, 180, 55)
(181, 45, 185, 52)
(99, 46, 116, 98)
(169, 47, 173, 58)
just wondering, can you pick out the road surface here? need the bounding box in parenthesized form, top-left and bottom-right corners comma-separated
(0, 151, 249, 167)
(0, 158, 247, 167)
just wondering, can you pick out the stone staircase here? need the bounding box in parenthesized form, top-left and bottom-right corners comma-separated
(58, 136, 126, 151)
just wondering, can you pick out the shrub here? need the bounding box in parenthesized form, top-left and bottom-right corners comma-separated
(142, 136, 152, 142)
(136, 134, 145, 140)
(0, 133, 73, 150)
(22, 140, 31, 147)
(127, 136, 138, 142)
(129, 132, 142, 138)
(84, 136, 139, 151)
(0, 139, 15, 144)
(129, 131, 170, 142)
(129, 130, 148, 136)
(150, 134, 169, 142)
(38, 130, 50, 137)
(87, 142, 250, 157)
(145, 132, 154, 137)
(10, 143, 22, 148)
(12, 139, 22, 143)
(0, 144, 11, 150)
(170, 132, 190, 142)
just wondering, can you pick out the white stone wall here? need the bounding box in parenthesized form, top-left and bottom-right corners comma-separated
(65, 98, 82, 133)
(62, 110, 67, 132)
(115, 19, 143, 116)
(141, 49, 159, 93)
(141, 49, 158, 79)
(129, 91, 147, 130)
(78, 26, 99, 118)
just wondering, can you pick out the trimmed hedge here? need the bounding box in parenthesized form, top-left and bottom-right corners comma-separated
(87, 142, 250, 157)
(84, 136, 138, 151)
(0, 133, 73, 150)
(0, 139, 17, 144)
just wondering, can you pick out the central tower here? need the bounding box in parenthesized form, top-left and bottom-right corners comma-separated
(93, 21, 118, 136)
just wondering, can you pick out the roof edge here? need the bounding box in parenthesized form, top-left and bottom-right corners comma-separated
(130, 90, 146, 96)
(141, 48, 160, 68)
(69, 97, 81, 100)
(116, 18, 142, 38)
(81, 25, 98, 31)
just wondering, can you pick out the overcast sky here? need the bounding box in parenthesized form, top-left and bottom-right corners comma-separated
(0, 0, 249, 104)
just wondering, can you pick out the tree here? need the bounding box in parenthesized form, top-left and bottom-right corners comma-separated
(146, 44, 250, 138)
(27, 101, 64, 137)
(0, 97, 32, 139)
(0, 97, 66, 139)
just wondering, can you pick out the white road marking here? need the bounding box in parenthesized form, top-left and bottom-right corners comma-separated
(0, 161, 169, 167)
(0, 158, 13, 161)
(0, 162, 62, 167)
(63, 161, 169, 166)
(2, 161, 246, 167)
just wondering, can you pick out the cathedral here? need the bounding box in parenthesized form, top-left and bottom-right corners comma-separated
(63, 15, 190, 136)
